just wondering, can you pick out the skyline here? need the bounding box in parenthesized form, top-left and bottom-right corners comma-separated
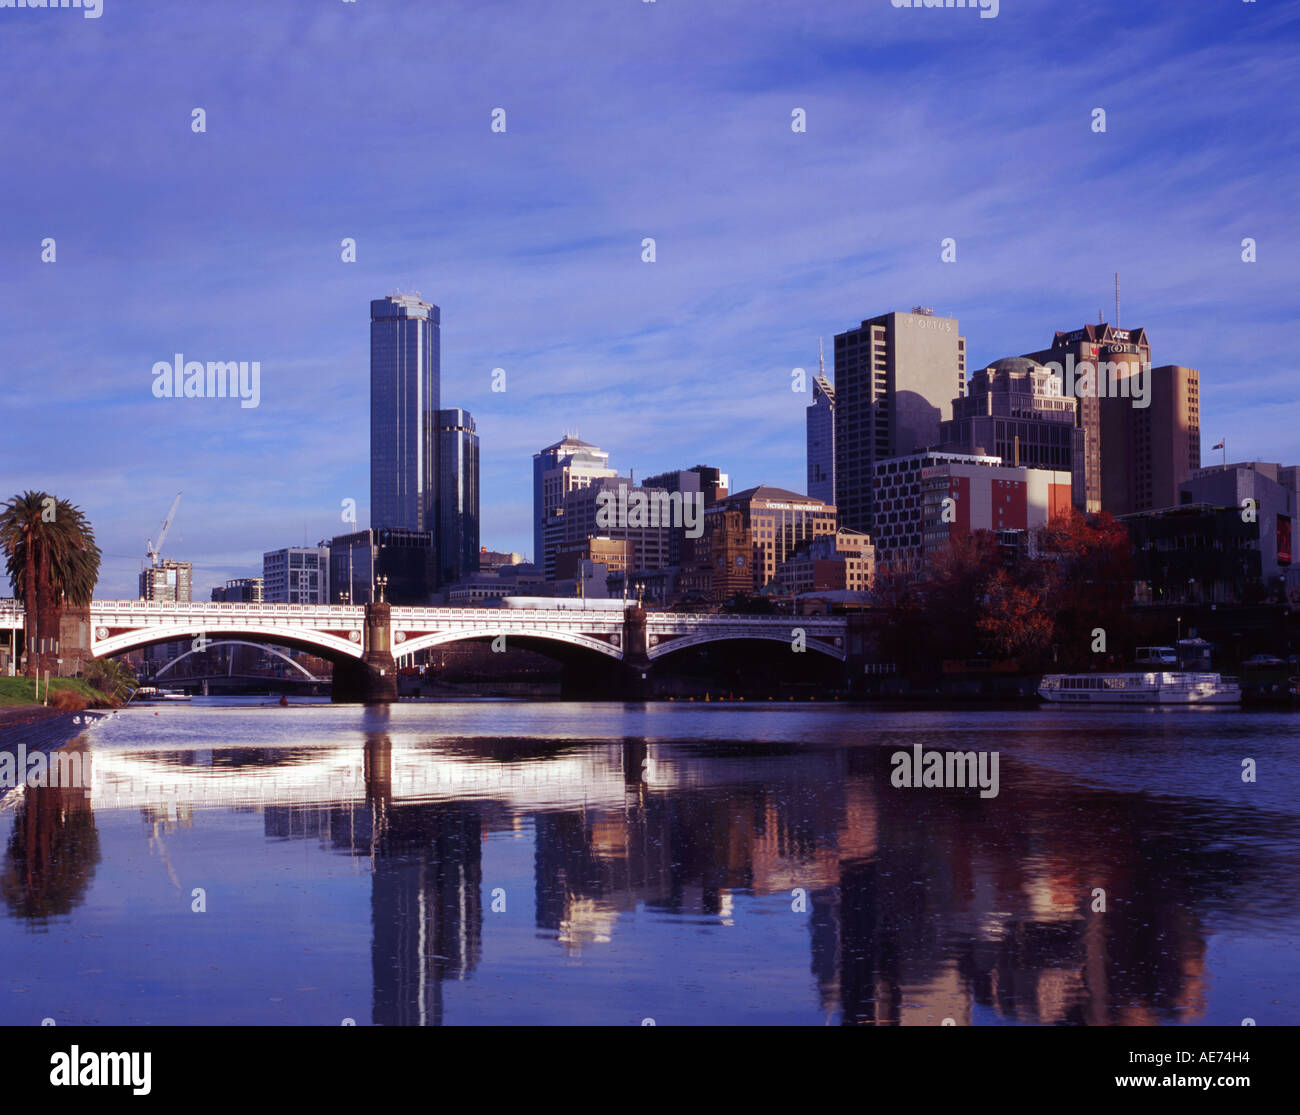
(3, 0, 1298, 599)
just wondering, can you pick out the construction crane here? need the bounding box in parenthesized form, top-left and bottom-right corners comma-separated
(146, 492, 182, 567)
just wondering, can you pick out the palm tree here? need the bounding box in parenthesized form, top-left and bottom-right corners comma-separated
(0, 492, 101, 677)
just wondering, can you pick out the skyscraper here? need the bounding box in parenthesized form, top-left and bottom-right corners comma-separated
(806, 339, 836, 505)
(832, 309, 967, 536)
(437, 407, 480, 585)
(371, 294, 440, 534)
(532, 435, 616, 579)
(1023, 323, 1149, 513)
(1099, 364, 1200, 515)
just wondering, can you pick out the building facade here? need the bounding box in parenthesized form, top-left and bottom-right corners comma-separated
(1100, 365, 1200, 516)
(211, 577, 264, 603)
(871, 450, 1071, 575)
(533, 436, 617, 579)
(262, 547, 330, 604)
(833, 308, 967, 537)
(1023, 323, 1150, 514)
(139, 560, 193, 603)
(939, 356, 1083, 489)
(329, 528, 435, 606)
(806, 372, 836, 506)
(371, 294, 440, 534)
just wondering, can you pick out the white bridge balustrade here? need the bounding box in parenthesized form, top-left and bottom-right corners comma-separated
(1, 599, 850, 697)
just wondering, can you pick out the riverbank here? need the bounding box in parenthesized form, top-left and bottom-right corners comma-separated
(0, 705, 109, 754)
(0, 676, 115, 710)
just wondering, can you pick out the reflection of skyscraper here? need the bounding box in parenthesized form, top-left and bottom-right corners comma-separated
(369, 800, 484, 1026)
(371, 295, 440, 534)
(437, 408, 480, 586)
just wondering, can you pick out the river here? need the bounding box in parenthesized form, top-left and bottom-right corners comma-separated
(1, 698, 1296, 1025)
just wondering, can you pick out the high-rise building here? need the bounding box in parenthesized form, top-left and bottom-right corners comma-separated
(939, 357, 1084, 491)
(1023, 323, 1150, 513)
(872, 450, 1071, 575)
(806, 356, 836, 505)
(533, 435, 617, 579)
(1100, 365, 1200, 515)
(437, 408, 480, 586)
(139, 559, 192, 603)
(552, 476, 673, 574)
(833, 309, 967, 536)
(329, 528, 435, 606)
(211, 577, 264, 603)
(640, 464, 730, 567)
(371, 294, 440, 534)
(263, 547, 330, 604)
(704, 485, 838, 592)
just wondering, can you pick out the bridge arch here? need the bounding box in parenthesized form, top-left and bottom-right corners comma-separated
(154, 640, 325, 680)
(92, 623, 364, 662)
(648, 628, 845, 662)
(394, 626, 622, 662)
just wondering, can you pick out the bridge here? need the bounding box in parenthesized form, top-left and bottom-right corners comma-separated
(2, 599, 854, 703)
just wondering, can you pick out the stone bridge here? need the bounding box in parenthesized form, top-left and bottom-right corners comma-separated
(1, 599, 852, 702)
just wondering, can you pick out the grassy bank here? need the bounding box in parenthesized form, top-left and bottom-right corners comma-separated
(0, 676, 115, 709)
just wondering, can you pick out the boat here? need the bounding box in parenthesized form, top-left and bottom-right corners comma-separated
(129, 686, 192, 703)
(1037, 671, 1241, 705)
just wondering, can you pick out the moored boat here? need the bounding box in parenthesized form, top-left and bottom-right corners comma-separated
(1037, 671, 1241, 705)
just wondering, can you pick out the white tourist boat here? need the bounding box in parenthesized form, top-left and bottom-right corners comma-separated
(1037, 671, 1241, 705)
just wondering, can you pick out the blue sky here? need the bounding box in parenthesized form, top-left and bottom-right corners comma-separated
(2, 0, 1297, 598)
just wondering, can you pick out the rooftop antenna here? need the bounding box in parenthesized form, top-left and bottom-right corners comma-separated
(818, 337, 825, 378)
(1115, 272, 1121, 328)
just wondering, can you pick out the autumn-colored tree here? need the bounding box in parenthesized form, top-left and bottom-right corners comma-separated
(977, 567, 1054, 664)
(1035, 510, 1134, 670)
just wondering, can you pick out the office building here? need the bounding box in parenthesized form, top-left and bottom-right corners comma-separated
(329, 528, 436, 606)
(1023, 323, 1150, 513)
(872, 450, 1071, 575)
(939, 357, 1084, 489)
(775, 529, 875, 595)
(551, 476, 673, 574)
(833, 308, 967, 536)
(704, 485, 838, 592)
(263, 547, 330, 604)
(371, 294, 440, 534)
(1100, 365, 1200, 515)
(533, 435, 617, 579)
(640, 464, 730, 567)
(139, 559, 193, 603)
(1179, 463, 1294, 584)
(806, 342, 836, 505)
(211, 577, 264, 603)
(438, 407, 480, 586)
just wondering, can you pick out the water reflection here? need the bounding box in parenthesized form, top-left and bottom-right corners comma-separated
(1, 708, 1296, 1025)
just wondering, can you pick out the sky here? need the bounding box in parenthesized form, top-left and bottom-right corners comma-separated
(1, 0, 1297, 599)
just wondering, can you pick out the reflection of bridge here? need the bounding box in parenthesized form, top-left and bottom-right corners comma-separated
(3, 599, 855, 703)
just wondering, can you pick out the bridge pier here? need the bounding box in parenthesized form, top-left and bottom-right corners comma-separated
(332, 602, 398, 704)
(620, 604, 654, 700)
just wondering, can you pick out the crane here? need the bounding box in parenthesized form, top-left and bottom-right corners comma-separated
(146, 492, 183, 567)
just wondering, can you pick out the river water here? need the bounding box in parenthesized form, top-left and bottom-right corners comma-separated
(1, 698, 1296, 1025)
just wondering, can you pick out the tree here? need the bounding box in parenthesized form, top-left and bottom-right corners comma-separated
(0, 492, 101, 677)
(1035, 510, 1134, 669)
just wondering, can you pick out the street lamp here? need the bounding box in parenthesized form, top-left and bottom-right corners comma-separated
(375, 574, 388, 604)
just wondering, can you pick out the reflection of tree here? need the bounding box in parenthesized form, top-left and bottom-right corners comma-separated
(0, 743, 101, 921)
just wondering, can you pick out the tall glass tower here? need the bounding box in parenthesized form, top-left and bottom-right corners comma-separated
(437, 408, 480, 585)
(371, 295, 440, 533)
